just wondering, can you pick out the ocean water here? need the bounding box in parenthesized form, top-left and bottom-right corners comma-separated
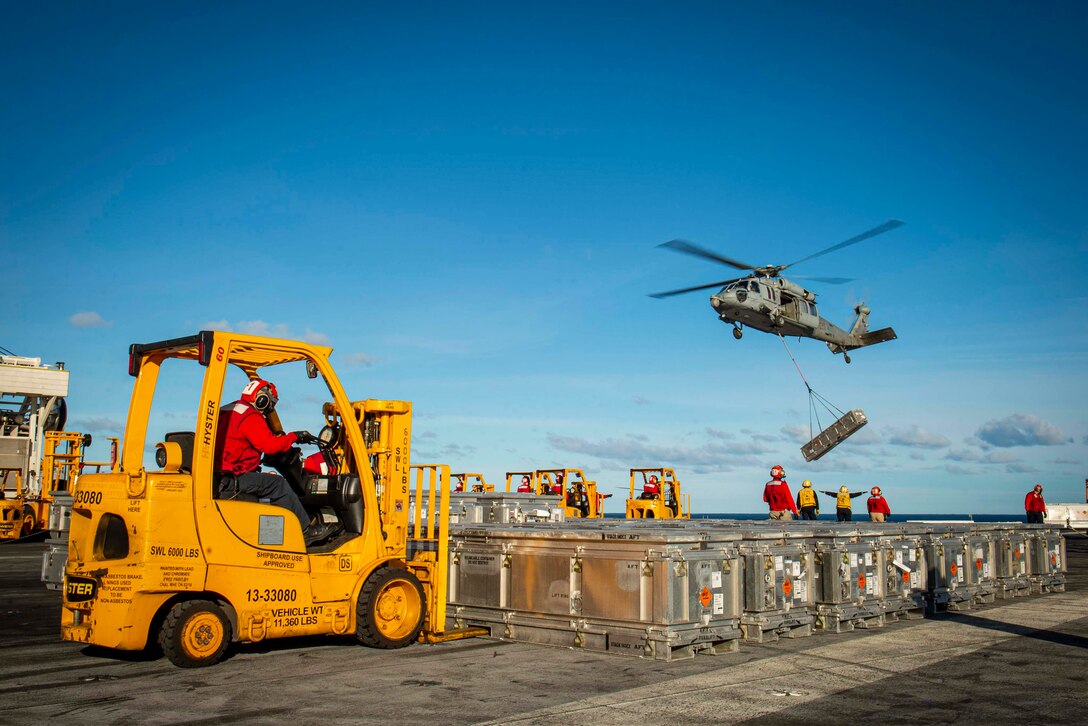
(604, 512, 1025, 523)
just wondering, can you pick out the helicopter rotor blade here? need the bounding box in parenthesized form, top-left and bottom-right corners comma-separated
(658, 240, 756, 272)
(648, 278, 742, 299)
(780, 219, 904, 271)
(791, 276, 857, 285)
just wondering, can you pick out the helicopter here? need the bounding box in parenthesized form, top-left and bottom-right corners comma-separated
(650, 220, 903, 363)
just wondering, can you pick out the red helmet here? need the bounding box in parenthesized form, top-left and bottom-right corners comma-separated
(648, 475, 658, 483)
(871, 486, 881, 496)
(770, 465, 785, 480)
(303, 450, 338, 476)
(241, 379, 278, 413)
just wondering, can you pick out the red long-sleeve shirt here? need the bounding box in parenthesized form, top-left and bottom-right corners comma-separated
(867, 495, 891, 515)
(215, 401, 298, 475)
(1024, 491, 1047, 513)
(764, 480, 798, 514)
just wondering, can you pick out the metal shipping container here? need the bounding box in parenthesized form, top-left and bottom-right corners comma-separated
(448, 523, 744, 661)
(812, 529, 886, 632)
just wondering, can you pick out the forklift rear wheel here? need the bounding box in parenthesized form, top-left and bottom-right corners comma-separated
(20, 506, 36, 537)
(159, 600, 231, 668)
(356, 567, 426, 649)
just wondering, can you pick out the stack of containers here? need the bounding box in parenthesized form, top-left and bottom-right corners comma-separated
(446, 517, 1069, 661)
(735, 524, 816, 642)
(961, 525, 998, 607)
(878, 523, 928, 620)
(1027, 526, 1067, 593)
(447, 521, 745, 661)
(923, 524, 974, 612)
(984, 523, 1032, 599)
(810, 523, 886, 632)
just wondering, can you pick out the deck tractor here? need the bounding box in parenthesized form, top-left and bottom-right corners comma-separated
(61, 331, 481, 667)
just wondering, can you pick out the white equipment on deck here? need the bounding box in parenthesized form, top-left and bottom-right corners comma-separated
(0, 355, 70, 495)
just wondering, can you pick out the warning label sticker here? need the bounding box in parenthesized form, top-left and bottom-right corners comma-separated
(782, 579, 793, 597)
(699, 586, 712, 607)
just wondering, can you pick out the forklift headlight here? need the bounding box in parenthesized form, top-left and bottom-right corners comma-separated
(154, 441, 183, 472)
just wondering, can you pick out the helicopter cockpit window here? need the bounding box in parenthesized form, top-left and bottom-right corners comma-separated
(748, 281, 760, 291)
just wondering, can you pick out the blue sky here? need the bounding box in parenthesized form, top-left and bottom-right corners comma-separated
(3, 1, 1085, 512)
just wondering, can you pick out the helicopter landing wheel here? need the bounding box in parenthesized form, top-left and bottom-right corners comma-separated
(844, 354, 852, 364)
(732, 326, 743, 340)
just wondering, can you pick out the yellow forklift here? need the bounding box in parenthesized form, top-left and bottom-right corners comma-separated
(61, 331, 481, 667)
(452, 472, 493, 493)
(1, 431, 110, 540)
(536, 468, 608, 518)
(625, 467, 690, 519)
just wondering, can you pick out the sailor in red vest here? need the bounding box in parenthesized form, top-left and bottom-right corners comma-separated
(215, 379, 340, 546)
(550, 473, 564, 495)
(517, 475, 533, 493)
(1024, 484, 1047, 524)
(763, 465, 798, 520)
(867, 486, 892, 522)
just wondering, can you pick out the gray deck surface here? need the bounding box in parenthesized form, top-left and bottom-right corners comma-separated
(2, 535, 1086, 725)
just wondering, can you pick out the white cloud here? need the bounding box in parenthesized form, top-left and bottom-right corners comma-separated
(302, 328, 330, 346)
(546, 432, 763, 474)
(780, 424, 809, 444)
(632, 395, 651, 406)
(236, 320, 291, 338)
(888, 426, 950, 449)
(200, 320, 332, 347)
(341, 352, 379, 367)
(69, 311, 112, 328)
(71, 416, 123, 432)
(975, 413, 1068, 448)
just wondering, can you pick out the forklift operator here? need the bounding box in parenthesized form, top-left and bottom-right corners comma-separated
(215, 379, 340, 546)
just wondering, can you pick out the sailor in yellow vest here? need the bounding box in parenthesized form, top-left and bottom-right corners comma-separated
(796, 480, 820, 520)
(821, 485, 867, 521)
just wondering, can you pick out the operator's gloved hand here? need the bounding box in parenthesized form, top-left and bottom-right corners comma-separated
(292, 430, 316, 444)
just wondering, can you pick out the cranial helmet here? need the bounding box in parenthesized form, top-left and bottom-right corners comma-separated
(1034, 484, 1043, 491)
(770, 465, 785, 480)
(839, 485, 849, 494)
(521, 475, 530, 484)
(649, 475, 658, 483)
(801, 480, 812, 488)
(241, 379, 278, 413)
(871, 486, 881, 496)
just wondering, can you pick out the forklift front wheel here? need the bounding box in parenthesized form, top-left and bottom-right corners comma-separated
(356, 567, 426, 649)
(159, 600, 232, 668)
